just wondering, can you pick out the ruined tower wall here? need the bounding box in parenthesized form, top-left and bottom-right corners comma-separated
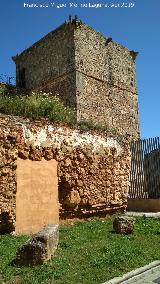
(12, 20, 140, 138)
(34, 72, 77, 107)
(0, 114, 131, 233)
(74, 24, 139, 138)
(14, 25, 76, 107)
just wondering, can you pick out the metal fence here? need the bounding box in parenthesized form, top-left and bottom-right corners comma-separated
(129, 137, 160, 199)
(0, 74, 15, 85)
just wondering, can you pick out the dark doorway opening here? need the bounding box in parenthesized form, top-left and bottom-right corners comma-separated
(18, 68, 26, 88)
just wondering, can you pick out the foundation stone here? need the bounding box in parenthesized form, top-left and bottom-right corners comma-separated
(113, 216, 135, 234)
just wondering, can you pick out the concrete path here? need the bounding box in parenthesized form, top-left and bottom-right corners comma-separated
(125, 211, 160, 218)
(123, 265, 160, 283)
(103, 261, 160, 284)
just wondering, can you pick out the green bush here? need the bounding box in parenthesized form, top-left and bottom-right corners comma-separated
(77, 119, 118, 134)
(0, 94, 76, 125)
(0, 92, 119, 134)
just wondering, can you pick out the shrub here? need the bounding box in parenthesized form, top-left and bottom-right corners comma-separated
(0, 91, 119, 135)
(0, 93, 76, 125)
(77, 119, 118, 134)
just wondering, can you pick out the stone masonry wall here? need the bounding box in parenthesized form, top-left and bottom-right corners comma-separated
(12, 23, 75, 90)
(76, 73, 139, 137)
(75, 24, 137, 92)
(34, 72, 76, 108)
(75, 24, 139, 138)
(12, 18, 140, 139)
(0, 114, 131, 233)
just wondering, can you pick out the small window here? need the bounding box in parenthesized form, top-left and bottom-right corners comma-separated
(18, 68, 26, 88)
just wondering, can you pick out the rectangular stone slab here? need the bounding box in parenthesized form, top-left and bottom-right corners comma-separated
(16, 158, 59, 235)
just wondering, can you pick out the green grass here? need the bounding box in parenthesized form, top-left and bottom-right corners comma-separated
(0, 92, 118, 134)
(77, 120, 118, 135)
(0, 94, 76, 125)
(0, 216, 160, 284)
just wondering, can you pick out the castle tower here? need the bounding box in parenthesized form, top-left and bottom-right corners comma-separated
(12, 16, 140, 138)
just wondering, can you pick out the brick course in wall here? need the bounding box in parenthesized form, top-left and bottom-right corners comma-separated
(0, 114, 131, 233)
(12, 17, 140, 139)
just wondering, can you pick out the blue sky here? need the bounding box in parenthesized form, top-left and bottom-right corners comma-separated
(0, 0, 160, 138)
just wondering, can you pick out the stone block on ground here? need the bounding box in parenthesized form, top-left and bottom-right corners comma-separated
(15, 224, 59, 266)
(113, 215, 135, 234)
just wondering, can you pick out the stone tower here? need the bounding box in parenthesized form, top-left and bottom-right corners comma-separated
(12, 16, 140, 138)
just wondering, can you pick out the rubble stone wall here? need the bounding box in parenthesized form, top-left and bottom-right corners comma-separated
(34, 72, 77, 108)
(76, 73, 139, 137)
(12, 19, 140, 139)
(13, 24, 75, 90)
(0, 114, 131, 233)
(75, 24, 139, 138)
(75, 24, 137, 92)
